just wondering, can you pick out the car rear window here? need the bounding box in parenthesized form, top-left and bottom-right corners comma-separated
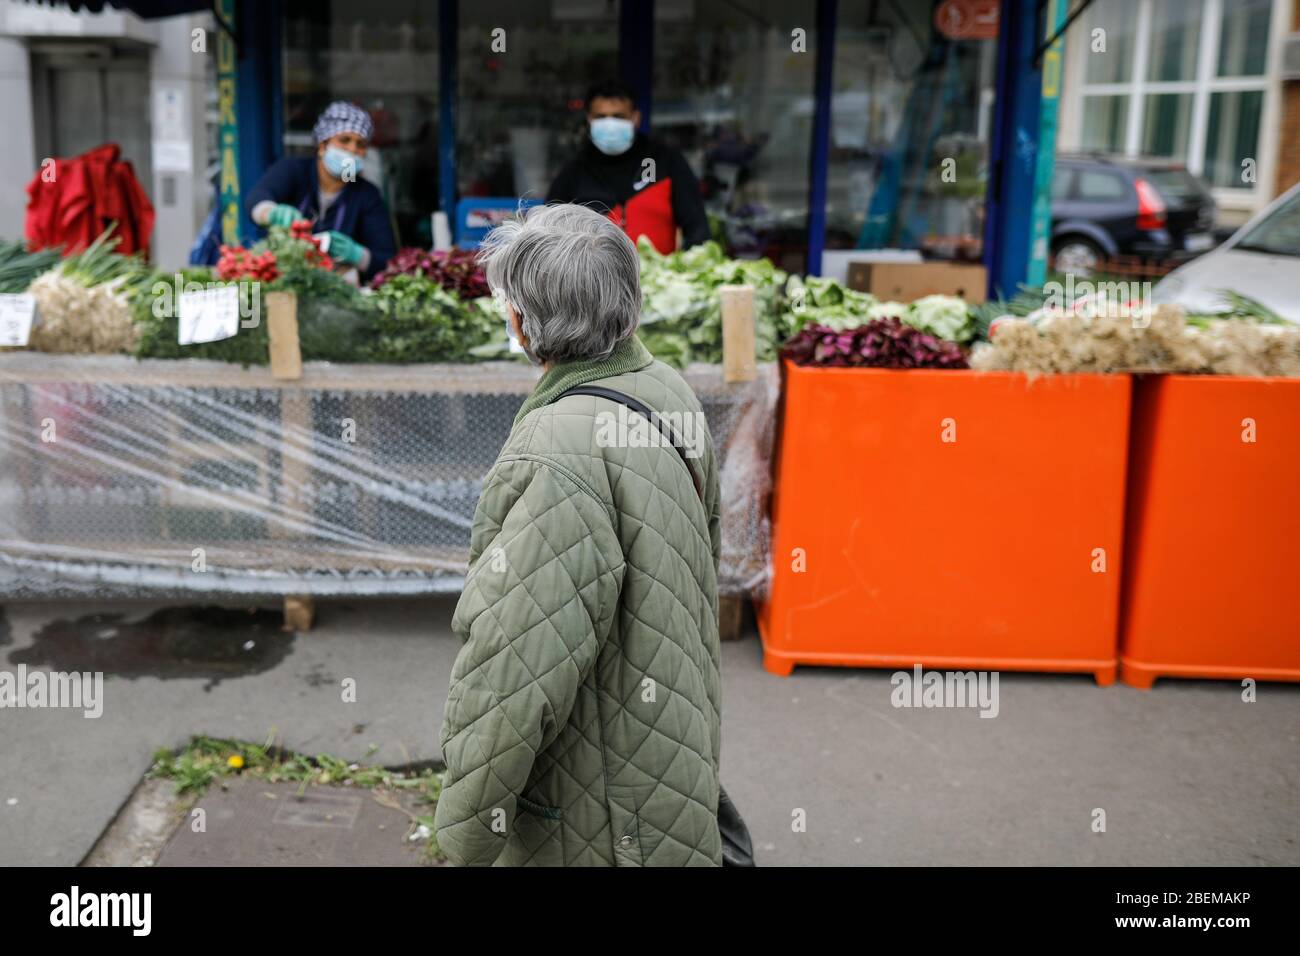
(1234, 190, 1300, 258)
(1077, 170, 1127, 201)
(1144, 168, 1208, 203)
(1051, 168, 1075, 200)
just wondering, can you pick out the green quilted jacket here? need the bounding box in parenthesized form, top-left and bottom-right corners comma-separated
(434, 335, 724, 866)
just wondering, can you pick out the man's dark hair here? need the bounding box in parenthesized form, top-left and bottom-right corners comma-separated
(584, 77, 637, 110)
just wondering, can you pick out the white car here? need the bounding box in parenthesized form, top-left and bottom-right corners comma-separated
(1154, 182, 1300, 322)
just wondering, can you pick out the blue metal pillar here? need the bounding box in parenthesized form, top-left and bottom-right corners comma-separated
(234, 0, 283, 245)
(1027, 0, 1068, 287)
(983, 0, 1043, 300)
(806, 0, 836, 276)
(439, 0, 459, 220)
(619, 0, 654, 132)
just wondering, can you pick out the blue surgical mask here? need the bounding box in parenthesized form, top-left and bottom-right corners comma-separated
(323, 145, 363, 180)
(590, 117, 635, 156)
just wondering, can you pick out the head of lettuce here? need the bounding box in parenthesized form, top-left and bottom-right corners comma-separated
(433, 203, 724, 866)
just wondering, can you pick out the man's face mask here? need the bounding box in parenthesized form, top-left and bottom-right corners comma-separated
(589, 117, 635, 156)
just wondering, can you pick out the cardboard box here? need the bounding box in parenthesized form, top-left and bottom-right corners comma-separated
(846, 261, 987, 303)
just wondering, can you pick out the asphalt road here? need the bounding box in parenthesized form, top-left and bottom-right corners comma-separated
(1, 597, 1296, 866)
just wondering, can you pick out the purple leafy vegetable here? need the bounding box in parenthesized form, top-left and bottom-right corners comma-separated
(781, 317, 968, 369)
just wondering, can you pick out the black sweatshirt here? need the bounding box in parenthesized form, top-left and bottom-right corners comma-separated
(547, 133, 710, 252)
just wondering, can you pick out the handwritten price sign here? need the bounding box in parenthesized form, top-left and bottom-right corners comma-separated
(0, 293, 36, 347)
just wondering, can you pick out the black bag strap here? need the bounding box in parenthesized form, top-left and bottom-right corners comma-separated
(552, 384, 703, 502)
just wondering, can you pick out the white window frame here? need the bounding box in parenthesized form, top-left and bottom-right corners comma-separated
(1066, 0, 1287, 212)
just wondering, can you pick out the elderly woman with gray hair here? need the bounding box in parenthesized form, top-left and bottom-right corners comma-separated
(433, 203, 727, 866)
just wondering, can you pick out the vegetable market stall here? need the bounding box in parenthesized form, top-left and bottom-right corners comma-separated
(0, 354, 777, 602)
(0, 228, 792, 619)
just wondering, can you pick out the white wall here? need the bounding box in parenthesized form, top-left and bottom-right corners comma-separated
(148, 14, 213, 271)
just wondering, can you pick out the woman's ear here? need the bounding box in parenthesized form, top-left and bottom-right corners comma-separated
(508, 304, 528, 348)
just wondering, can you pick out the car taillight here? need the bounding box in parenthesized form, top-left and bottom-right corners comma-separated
(1135, 178, 1167, 230)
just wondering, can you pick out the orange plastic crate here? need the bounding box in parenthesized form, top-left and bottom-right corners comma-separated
(1119, 375, 1300, 688)
(757, 363, 1131, 683)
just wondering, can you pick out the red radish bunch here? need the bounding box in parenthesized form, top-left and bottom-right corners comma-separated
(217, 246, 279, 283)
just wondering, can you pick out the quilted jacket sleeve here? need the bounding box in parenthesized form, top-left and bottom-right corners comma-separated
(434, 456, 624, 866)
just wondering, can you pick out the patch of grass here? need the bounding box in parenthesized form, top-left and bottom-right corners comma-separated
(149, 732, 445, 862)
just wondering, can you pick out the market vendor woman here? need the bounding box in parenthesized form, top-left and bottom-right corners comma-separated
(246, 101, 397, 281)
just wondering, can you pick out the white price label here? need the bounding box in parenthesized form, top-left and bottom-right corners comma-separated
(178, 285, 241, 345)
(0, 293, 36, 347)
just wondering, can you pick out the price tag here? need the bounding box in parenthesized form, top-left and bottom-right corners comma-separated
(0, 293, 36, 347)
(178, 285, 241, 345)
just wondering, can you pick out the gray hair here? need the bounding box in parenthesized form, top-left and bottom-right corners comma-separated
(478, 203, 641, 364)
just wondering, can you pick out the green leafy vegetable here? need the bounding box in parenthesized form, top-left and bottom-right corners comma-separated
(636, 236, 789, 365)
(363, 275, 498, 363)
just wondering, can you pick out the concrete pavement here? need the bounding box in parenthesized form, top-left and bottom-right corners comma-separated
(1, 597, 1296, 866)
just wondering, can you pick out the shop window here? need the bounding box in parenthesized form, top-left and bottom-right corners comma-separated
(456, 0, 620, 201)
(822, 0, 996, 264)
(650, 0, 818, 272)
(282, 0, 442, 247)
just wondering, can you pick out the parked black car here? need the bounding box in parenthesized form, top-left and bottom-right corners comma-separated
(1051, 153, 1218, 275)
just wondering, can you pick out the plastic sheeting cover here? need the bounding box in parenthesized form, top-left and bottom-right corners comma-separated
(0, 355, 777, 599)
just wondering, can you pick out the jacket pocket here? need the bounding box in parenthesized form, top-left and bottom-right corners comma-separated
(517, 794, 565, 821)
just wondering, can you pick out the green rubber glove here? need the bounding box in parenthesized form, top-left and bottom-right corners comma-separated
(323, 231, 365, 267)
(267, 203, 305, 228)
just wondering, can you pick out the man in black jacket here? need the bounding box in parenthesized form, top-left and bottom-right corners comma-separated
(547, 78, 710, 254)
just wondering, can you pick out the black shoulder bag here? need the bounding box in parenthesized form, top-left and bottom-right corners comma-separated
(553, 384, 757, 868)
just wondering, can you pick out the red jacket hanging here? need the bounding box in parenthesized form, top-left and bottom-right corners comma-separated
(24, 143, 155, 258)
